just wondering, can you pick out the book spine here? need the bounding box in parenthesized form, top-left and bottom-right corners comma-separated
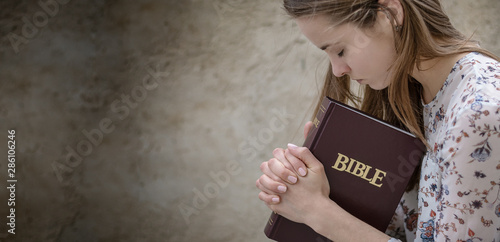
(264, 97, 334, 240)
(303, 97, 334, 148)
(263, 211, 280, 238)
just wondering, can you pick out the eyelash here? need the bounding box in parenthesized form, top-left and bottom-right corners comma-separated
(338, 49, 344, 57)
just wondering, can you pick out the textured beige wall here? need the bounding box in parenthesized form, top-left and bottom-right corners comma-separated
(0, 0, 498, 241)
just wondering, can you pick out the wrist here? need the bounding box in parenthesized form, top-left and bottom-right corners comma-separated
(304, 196, 337, 234)
(304, 197, 391, 241)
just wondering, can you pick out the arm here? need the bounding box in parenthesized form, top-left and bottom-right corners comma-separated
(308, 197, 392, 241)
(257, 143, 393, 241)
(427, 103, 500, 240)
(281, 145, 392, 241)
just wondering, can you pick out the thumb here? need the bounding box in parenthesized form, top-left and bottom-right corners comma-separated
(303, 121, 314, 140)
(287, 143, 323, 172)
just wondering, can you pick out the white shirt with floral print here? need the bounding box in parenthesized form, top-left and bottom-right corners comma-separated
(386, 52, 500, 241)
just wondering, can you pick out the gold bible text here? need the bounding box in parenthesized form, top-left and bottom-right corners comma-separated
(332, 153, 387, 188)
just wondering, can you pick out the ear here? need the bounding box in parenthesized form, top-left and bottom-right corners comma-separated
(378, 0, 404, 26)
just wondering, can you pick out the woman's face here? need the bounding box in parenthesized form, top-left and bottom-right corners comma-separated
(296, 13, 397, 90)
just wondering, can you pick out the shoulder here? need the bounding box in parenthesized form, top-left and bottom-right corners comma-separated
(435, 53, 500, 161)
(455, 52, 500, 73)
(446, 53, 500, 121)
(451, 52, 500, 88)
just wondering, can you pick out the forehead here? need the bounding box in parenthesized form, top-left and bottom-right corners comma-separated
(296, 15, 335, 33)
(295, 15, 354, 47)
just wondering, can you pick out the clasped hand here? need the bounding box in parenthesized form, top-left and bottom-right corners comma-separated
(255, 122, 330, 224)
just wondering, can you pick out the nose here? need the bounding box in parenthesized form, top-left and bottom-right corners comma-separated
(330, 58, 350, 78)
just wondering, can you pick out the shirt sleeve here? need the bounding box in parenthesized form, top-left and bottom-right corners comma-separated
(434, 100, 500, 241)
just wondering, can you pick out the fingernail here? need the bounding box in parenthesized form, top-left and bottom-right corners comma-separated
(288, 175, 297, 184)
(287, 143, 298, 149)
(298, 168, 306, 176)
(278, 185, 287, 192)
(272, 197, 280, 203)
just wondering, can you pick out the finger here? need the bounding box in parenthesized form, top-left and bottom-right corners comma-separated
(258, 191, 281, 204)
(284, 145, 308, 177)
(272, 148, 294, 171)
(287, 143, 324, 172)
(255, 177, 275, 195)
(255, 174, 288, 194)
(260, 161, 281, 182)
(304, 121, 314, 139)
(268, 157, 298, 184)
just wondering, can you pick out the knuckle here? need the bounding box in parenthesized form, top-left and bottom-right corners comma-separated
(259, 175, 274, 191)
(298, 146, 308, 153)
(268, 157, 278, 166)
(268, 158, 283, 171)
(260, 177, 269, 188)
(258, 192, 266, 201)
(289, 158, 301, 168)
(277, 169, 289, 180)
(318, 162, 324, 169)
(260, 162, 267, 172)
(257, 176, 266, 187)
(273, 148, 284, 156)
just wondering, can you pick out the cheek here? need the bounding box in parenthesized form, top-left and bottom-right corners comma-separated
(348, 50, 383, 75)
(364, 42, 396, 76)
(347, 30, 397, 78)
(349, 43, 390, 73)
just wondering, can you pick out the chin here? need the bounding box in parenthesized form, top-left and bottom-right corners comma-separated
(367, 83, 389, 90)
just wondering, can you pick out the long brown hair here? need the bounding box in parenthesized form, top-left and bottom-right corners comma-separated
(284, 0, 500, 190)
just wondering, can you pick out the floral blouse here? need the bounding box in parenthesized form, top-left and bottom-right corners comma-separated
(386, 52, 500, 241)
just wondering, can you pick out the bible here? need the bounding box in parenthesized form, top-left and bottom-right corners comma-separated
(264, 96, 425, 241)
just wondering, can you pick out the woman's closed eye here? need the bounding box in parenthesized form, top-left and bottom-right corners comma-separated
(337, 49, 344, 57)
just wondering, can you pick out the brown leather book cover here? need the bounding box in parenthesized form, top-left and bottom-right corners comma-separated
(264, 96, 425, 241)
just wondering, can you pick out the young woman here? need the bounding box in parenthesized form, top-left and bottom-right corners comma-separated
(256, 0, 500, 241)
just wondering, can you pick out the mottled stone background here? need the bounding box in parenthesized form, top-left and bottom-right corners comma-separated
(0, 0, 498, 241)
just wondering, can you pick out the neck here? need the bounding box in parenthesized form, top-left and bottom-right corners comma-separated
(411, 53, 468, 104)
